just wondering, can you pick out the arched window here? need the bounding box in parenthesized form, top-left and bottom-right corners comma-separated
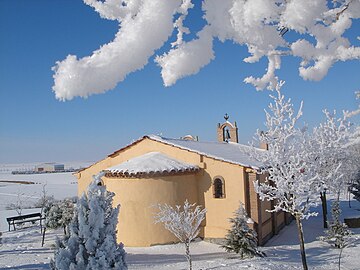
(213, 177, 225, 198)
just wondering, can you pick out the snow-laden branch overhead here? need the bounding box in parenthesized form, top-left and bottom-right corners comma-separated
(52, 0, 183, 101)
(52, 0, 360, 100)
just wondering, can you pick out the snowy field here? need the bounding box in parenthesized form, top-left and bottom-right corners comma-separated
(0, 173, 77, 209)
(0, 163, 360, 269)
(0, 162, 91, 232)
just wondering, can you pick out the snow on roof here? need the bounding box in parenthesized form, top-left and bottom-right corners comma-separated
(147, 135, 263, 169)
(105, 152, 199, 177)
(77, 134, 263, 175)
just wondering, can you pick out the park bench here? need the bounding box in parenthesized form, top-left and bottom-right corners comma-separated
(6, 213, 45, 232)
(345, 217, 360, 228)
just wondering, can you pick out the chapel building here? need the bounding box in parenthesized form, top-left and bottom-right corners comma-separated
(76, 116, 291, 247)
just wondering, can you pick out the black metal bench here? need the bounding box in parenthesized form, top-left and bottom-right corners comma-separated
(6, 213, 45, 232)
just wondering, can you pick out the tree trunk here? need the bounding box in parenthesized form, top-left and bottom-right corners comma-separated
(295, 214, 308, 270)
(348, 189, 352, 208)
(184, 241, 192, 270)
(320, 191, 328, 228)
(63, 225, 66, 235)
(338, 248, 343, 270)
(41, 227, 46, 247)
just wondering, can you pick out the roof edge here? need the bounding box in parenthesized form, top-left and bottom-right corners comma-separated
(104, 167, 200, 178)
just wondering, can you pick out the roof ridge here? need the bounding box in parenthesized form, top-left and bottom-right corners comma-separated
(148, 134, 252, 147)
(147, 135, 262, 169)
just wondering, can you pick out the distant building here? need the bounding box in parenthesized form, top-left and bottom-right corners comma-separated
(35, 163, 64, 172)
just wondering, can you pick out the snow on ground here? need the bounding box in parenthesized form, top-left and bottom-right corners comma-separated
(0, 197, 359, 269)
(0, 164, 359, 269)
(0, 225, 61, 269)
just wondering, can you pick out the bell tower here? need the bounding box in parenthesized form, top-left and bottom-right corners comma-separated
(217, 114, 239, 143)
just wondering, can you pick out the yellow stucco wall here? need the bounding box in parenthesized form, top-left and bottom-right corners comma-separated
(103, 174, 198, 247)
(76, 137, 251, 246)
(199, 156, 245, 238)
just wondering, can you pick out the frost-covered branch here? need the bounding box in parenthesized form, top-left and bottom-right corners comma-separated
(249, 83, 321, 219)
(155, 200, 206, 243)
(312, 110, 353, 194)
(53, 0, 360, 100)
(154, 200, 206, 270)
(52, 0, 183, 100)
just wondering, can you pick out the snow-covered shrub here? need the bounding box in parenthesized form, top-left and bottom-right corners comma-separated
(45, 199, 75, 235)
(45, 202, 62, 229)
(320, 198, 352, 270)
(155, 200, 206, 270)
(59, 199, 76, 233)
(51, 172, 127, 270)
(222, 203, 264, 259)
(321, 199, 352, 249)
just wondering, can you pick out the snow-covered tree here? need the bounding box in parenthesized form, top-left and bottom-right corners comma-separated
(320, 197, 352, 270)
(52, 0, 360, 100)
(51, 172, 127, 270)
(221, 203, 264, 259)
(7, 189, 27, 216)
(311, 110, 352, 228)
(248, 82, 321, 270)
(59, 199, 76, 234)
(45, 199, 75, 235)
(44, 202, 62, 229)
(154, 200, 206, 270)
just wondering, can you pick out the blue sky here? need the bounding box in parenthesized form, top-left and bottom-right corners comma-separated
(0, 0, 359, 164)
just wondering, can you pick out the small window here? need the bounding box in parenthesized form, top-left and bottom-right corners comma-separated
(223, 127, 231, 142)
(213, 177, 225, 198)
